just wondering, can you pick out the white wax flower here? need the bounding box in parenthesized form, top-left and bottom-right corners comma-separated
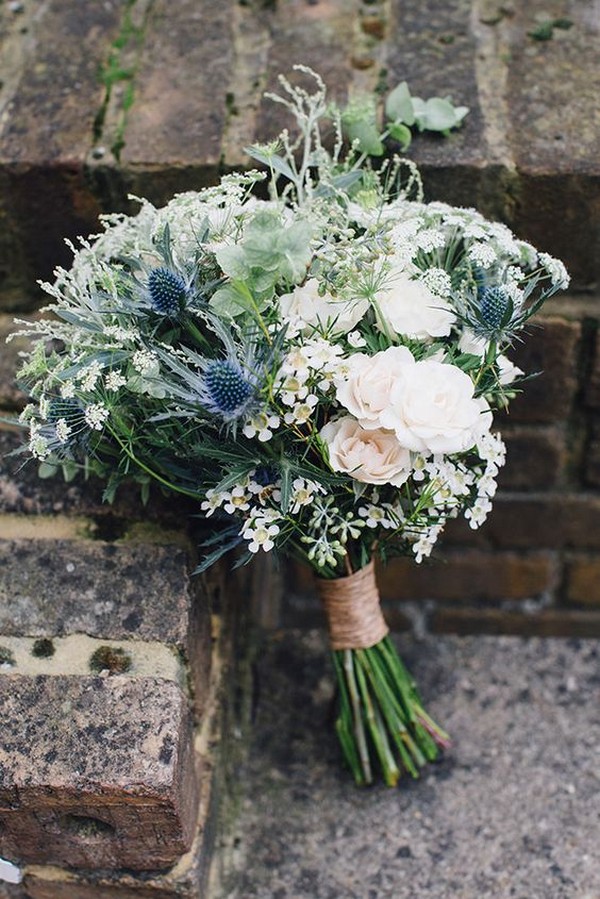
(279, 278, 368, 334)
(379, 358, 493, 455)
(320, 416, 411, 487)
(375, 271, 455, 339)
(334, 345, 415, 430)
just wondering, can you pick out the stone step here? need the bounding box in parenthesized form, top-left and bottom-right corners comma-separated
(218, 629, 600, 899)
(0, 506, 251, 893)
(0, 0, 599, 311)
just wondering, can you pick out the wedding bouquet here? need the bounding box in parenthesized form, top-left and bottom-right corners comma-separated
(12, 69, 569, 786)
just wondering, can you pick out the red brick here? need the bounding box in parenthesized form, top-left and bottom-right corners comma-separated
(584, 325, 600, 409)
(0, 675, 198, 870)
(497, 426, 566, 491)
(585, 421, 600, 488)
(497, 317, 580, 424)
(376, 550, 557, 603)
(565, 556, 600, 607)
(285, 551, 557, 606)
(483, 494, 600, 550)
(431, 607, 600, 638)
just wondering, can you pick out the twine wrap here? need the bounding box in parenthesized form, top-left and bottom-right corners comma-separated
(316, 560, 389, 651)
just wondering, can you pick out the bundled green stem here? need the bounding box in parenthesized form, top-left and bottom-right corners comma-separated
(332, 636, 450, 787)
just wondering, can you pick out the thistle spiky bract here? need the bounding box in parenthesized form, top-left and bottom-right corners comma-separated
(148, 267, 186, 316)
(203, 359, 254, 418)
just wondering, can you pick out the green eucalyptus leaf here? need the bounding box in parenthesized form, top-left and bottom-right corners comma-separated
(385, 82, 415, 126)
(413, 97, 469, 132)
(38, 461, 59, 479)
(344, 118, 384, 156)
(387, 121, 412, 149)
(210, 281, 256, 317)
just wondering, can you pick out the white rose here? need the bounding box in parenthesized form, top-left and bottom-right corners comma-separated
(279, 278, 368, 335)
(379, 359, 493, 455)
(320, 417, 412, 487)
(375, 270, 455, 339)
(334, 345, 415, 430)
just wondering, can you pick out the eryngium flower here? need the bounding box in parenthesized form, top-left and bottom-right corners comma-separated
(202, 359, 254, 419)
(148, 267, 187, 316)
(479, 285, 511, 330)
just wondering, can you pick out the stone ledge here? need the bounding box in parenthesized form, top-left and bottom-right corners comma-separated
(0, 675, 198, 871)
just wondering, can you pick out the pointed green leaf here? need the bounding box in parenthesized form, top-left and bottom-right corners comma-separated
(385, 82, 415, 126)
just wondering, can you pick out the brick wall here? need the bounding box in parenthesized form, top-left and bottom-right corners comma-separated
(1, 0, 599, 655)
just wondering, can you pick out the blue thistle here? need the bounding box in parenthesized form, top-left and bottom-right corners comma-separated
(148, 267, 186, 316)
(479, 285, 511, 330)
(47, 397, 82, 424)
(202, 359, 254, 419)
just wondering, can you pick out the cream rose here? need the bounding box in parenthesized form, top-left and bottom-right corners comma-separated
(279, 278, 368, 335)
(334, 345, 415, 430)
(375, 270, 455, 339)
(379, 358, 493, 455)
(320, 417, 412, 487)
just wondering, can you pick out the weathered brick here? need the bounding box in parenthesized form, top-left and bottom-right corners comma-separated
(497, 426, 566, 490)
(0, 426, 196, 527)
(564, 556, 600, 607)
(585, 325, 600, 409)
(431, 607, 600, 638)
(0, 1, 129, 303)
(376, 550, 557, 602)
(504, 3, 600, 287)
(482, 494, 600, 551)
(0, 539, 211, 712)
(585, 420, 600, 487)
(117, 0, 234, 206)
(0, 675, 198, 870)
(497, 317, 580, 423)
(386, 0, 505, 215)
(254, 0, 356, 148)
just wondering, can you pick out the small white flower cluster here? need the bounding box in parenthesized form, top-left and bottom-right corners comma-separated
(463, 432, 506, 530)
(84, 403, 110, 431)
(132, 350, 159, 377)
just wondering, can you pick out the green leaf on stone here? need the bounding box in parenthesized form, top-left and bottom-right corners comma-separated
(387, 121, 412, 150)
(413, 97, 469, 132)
(385, 82, 415, 126)
(344, 118, 385, 156)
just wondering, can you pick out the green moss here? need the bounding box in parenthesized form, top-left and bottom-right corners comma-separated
(32, 638, 55, 658)
(0, 646, 15, 667)
(89, 645, 132, 674)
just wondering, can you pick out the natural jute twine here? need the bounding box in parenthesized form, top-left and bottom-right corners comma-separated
(316, 560, 389, 651)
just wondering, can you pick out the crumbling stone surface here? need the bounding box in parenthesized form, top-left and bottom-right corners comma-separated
(0, 675, 198, 870)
